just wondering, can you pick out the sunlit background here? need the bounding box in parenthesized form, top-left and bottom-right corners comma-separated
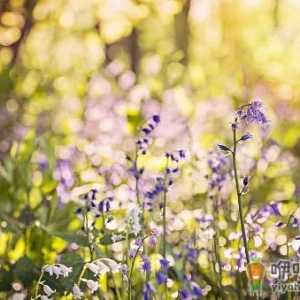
(1, 0, 300, 299)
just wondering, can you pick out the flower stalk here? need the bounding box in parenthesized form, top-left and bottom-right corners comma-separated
(232, 124, 250, 265)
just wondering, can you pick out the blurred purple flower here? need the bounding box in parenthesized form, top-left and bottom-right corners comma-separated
(179, 288, 191, 300)
(156, 271, 167, 285)
(207, 150, 230, 191)
(159, 258, 170, 272)
(141, 255, 151, 273)
(54, 159, 74, 203)
(143, 282, 155, 300)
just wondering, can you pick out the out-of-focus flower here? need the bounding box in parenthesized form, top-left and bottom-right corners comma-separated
(87, 262, 109, 276)
(141, 255, 151, 272)
(129, 238, 143, 258)
(179, 288, 191, 300)
(127, 207, 141, 236)
(207, 150, 231, 192)
(143, 282, 155, 300)
(148, 228, 160, 247)
(54, 159, 74, 203)
(43, 264, 72, 279)
(42, 285, 56, 297)
(191, 282, 203, 297)
(86, 279, 98, 293)
(156, 271, 167, 285)
(72, 284, 83, 299)
(159, 258, 170, 272)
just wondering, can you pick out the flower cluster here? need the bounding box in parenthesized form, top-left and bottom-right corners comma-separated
(156, 258, 169, 285)
(137, 115, 160, 155)
(44, 264, 72, 279)
(207, 150, 231, 192)
(237, 100, 268, 125)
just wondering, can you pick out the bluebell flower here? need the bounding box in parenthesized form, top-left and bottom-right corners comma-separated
(143, 282, 155, 300)
(236, 100, 269, 127)
(191, 282, 203, 297)
(239, 133, 253, 142)
(159, 258, 170, 272)
(179, 288, 191, 299)
(144, 177, 165, 209)
(152, 115, 160, 123)
(141, 255, 151, 272)
(156, 271, 167, 285)
(186, 246, 198, 262)
(136, 115, 160, 155)
(207, 150, 230, 191)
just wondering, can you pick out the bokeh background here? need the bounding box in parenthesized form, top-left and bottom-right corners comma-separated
(1, 0, 300, 298)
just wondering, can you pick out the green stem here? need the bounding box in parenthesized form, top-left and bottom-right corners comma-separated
(84, 212, 94, 261)
(128, 236, 148, 300)
(212, 199, 225, 300)
(34, 268, 44, 299)
(162, 158, 169, 259)
(232, 126, 250, 265)
(76, 264, 87, 287)
(162, 158, 169, 300)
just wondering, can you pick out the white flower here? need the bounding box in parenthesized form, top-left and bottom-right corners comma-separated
(86, 280, 98, 293)
(111, 234, 123, 243)
(11, 293, 26, 300)
(43, 284, 56, 296)
(87, 262, 100, 275)
(58, 264, 72, 277)
(89, 261, 110, 276)
(99, 258, 120, 273)
(44, 264, 72, 279)
(40, 296, 52, 300)
(72, 284, 83, 299)
(128, 207, 141, 236)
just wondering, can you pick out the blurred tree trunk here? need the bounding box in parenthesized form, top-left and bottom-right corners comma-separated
(0, 0, 9, 17)
(0, 0, 37, 157)
(174, 0, 191, 65)
(103, 27, 139, 79)
(9, 0, 37, 67)
(273, 0, 280, 29)
(128, 27, 139, 78)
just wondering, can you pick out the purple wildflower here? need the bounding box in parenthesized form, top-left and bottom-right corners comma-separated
(141, 256, 151, 272)
(186, 245, 199, 262)
(191, 282, 203, 297)
(54, 159, 74, 203)
(236, 100, 269, 127)
(152, 115, 160, 123)
(239, 132, 253, 142)
(136, 115, 160, 155)
(143, 282, 155, 300)
(159, 258, 170, 272)
(207, 150, 230, 191)
(156, 271, 167, 285)
(179, 288, 191, 300)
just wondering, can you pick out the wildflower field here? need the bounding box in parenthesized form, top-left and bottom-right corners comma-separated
(1, 0, 300, 299)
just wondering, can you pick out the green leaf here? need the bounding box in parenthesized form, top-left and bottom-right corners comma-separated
(0, 268, 13, 291)
(58, 253, 84, 291)
(42, 253, 85, 293)
(13, 256, 39, 286)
